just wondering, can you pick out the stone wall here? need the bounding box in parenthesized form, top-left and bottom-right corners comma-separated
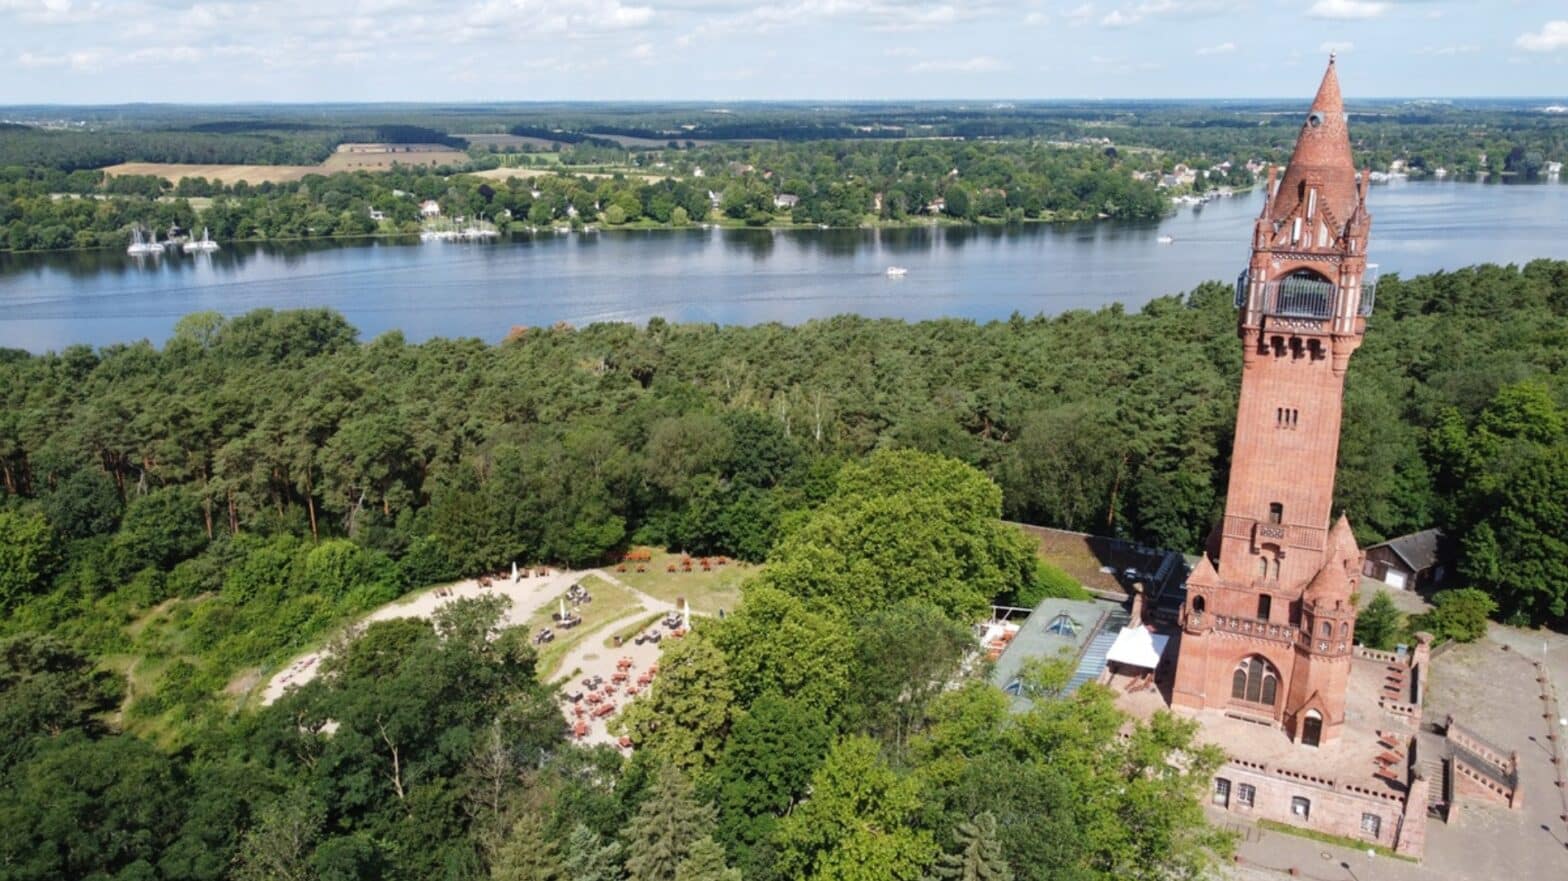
(1209, 754, 1427, 858)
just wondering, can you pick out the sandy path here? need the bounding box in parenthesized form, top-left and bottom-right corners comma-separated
(259, 568, 582, 705)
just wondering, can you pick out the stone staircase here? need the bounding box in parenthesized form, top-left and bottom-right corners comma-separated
(1419, 750, 1449, 818)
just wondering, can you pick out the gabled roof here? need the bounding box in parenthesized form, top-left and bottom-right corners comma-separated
(1369, 528, 1446, 573)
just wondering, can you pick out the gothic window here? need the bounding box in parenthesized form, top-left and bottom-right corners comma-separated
(1231, 656, 1280, 706)
(1340, 622, 1349, 638)
(1321, 622, 1332, 638)
(1269, 503, 1283, 524)
(1257, 556, 1268, 579)
(1257, 594, 1272, 622)
(1192, 595, 1206, 614)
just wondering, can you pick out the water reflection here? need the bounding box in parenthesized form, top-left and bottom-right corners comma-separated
(3, 180, 1568, 352)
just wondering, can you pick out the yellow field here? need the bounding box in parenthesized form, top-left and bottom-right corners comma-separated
(103, 143, 470, 185)
(104, 162, 320, 185)
(321, 144, 469, 172)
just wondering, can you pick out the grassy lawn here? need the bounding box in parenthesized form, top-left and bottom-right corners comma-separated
(611, 549, 753, 616)
(529, 573, 648, 679)
(1256, 820, 1417, 863)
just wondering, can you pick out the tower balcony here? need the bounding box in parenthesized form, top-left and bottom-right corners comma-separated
(1234, 268, 1377, 319)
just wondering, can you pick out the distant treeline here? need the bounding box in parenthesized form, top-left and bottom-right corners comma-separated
(0, 124, 466, 171)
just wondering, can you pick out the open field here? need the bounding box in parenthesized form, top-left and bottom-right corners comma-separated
(321, 143, 469, 171)
(102, 144, 470, 185)
(104, 162, 320, 185)
(610, 549, 752, 616)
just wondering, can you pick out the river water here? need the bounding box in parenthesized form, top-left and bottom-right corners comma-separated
(3, 179, 1567, 353)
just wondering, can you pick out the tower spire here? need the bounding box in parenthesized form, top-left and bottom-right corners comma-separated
(1270, 56, 1358, 229)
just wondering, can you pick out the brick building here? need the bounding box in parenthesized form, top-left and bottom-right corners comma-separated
(1171, 56, 1375, 747)
(1119, 59, 1437, 858)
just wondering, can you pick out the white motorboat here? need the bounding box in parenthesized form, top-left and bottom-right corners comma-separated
(1157, 235, 1175, 245)
(886, 266, 908, 277)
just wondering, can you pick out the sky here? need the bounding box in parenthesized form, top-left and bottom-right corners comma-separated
(1, 1, 1566, 104)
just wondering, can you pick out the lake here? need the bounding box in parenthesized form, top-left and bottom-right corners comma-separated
(3, 179, 1568, 353)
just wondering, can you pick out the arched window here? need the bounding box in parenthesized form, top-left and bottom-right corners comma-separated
(1192, 595, 1206, 614)
(1230, 655, 1280, 706)
(1340, 622, 1349, 638)
(1257, 594, 1272, 622)
(1321, 622, 1332, 638)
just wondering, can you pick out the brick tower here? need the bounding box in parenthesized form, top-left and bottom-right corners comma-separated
(1171, 58, 1373, 747)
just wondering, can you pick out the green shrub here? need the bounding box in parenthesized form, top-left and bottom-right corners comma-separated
(1410, 588, 1496, 644)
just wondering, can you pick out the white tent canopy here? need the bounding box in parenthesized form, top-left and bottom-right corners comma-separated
(1105, 625, 1170, 670)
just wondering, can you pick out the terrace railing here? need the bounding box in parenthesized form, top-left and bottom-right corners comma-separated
(1235, 269, 1377, 319)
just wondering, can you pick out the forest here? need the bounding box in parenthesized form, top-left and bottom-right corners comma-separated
(1, 260, 1566, 880)
(6, 98, 1564, 175)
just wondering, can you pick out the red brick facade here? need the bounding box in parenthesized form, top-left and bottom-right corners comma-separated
(1172, 58, 1373, 746)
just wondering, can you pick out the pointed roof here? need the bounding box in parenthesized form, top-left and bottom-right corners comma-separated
(1188, 552, 1219, 587)
(1268, 57, 1361, 231)
(1328, 513, 1359, 560)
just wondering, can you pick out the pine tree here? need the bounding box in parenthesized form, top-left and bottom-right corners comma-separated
(490, 812, 564, 881)
(674, 836, 741, 881)
(926, 813, 1012, 881)
(625, 764, 718, 881)
(563, 823, 624, 881)
(1355, 590, 1404, 651)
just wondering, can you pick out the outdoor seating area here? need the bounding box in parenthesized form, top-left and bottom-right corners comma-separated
(661, 555, 729, 574)
(551, 583, 593, 629)
(616, 548, 654, 573)
(567, 658, 660, 745)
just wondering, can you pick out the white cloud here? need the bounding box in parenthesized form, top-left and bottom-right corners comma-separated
(1320, 40, 1354, 55)
(1063, 3, 1094, 26)
(1023, 10, 1048, 26)
(16, 47, 105, 69)
(908, 55, 1004, 73)
(1098, 0, 1228, 29)
(1517, 21, 1568, 53)
(1306, 0, 1386, 20)
(1414, 44, 1477, 57)
(1196, 41, 1235, 56)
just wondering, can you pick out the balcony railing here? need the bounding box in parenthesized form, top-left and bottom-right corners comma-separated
(1234, 269, 1377, 319)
